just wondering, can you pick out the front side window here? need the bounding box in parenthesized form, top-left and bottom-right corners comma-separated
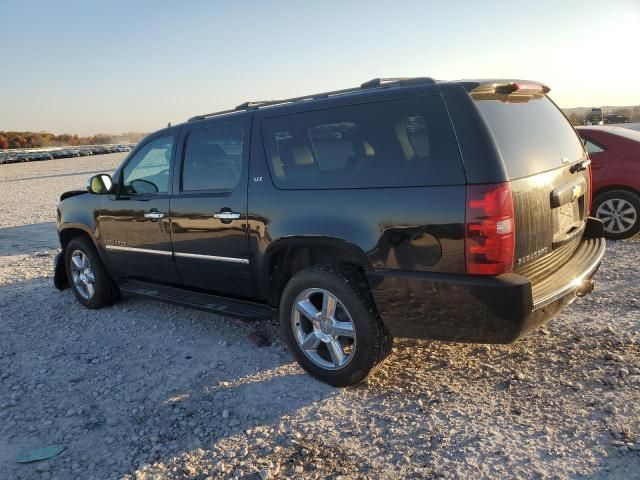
(121, 136, 173, 195)
(182, 125, 243, 191)
(262, 96, 464, 189)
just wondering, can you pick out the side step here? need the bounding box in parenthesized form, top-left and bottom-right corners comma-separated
(118, 280, 276, 320)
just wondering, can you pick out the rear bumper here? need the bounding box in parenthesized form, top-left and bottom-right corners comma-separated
(366, 218, 606, 344)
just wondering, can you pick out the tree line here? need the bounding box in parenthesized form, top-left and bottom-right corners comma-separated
(0, 131, 147, 150)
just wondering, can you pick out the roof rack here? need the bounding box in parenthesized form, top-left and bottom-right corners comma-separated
(359, 77, 435, 88)
(187, 76, 436, 122)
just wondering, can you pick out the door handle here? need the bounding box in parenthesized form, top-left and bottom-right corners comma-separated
(213, 211, 241, 220)
(144, 211, 166, 220)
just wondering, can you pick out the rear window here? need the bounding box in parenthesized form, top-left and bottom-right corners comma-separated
(474, 95, 585, 179)
(262, 96, 464, 189)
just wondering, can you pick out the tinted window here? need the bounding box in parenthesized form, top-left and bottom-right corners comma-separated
(122, 136, 173, 195)
(588, 110, 603, 120)
(262, 96, 464, 189)
(182, 125, 243, 191)
(474, 96, 585, 179)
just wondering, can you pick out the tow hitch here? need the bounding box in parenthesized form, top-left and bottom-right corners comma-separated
(576, 279, 595, 297)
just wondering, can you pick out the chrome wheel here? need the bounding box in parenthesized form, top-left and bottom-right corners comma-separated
(291, 288, 356, 370)
(70, 250, 95, 300)
(596, 198, 637, 235)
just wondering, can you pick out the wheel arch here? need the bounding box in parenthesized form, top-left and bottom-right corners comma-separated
(593, 184, 640, 201)
(58, 224, 113, 274)
(261, 237, 372, 306)
(59, 225, 94, 251)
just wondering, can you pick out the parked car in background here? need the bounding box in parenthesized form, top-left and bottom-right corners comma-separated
(604, 113, 629, 124)
(55, 77, 605, 386)
(577, 126, 640, 239)
(586, 108, 604, 125)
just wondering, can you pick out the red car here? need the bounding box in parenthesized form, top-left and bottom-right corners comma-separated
(576, 126, 640, 239)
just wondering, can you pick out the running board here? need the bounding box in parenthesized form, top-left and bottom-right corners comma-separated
(118, 280, 275, 320)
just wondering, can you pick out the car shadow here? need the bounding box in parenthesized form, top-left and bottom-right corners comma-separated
(0, 222, 58, 256)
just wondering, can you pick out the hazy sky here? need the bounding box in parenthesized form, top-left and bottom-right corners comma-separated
(1, 0, 639, 135)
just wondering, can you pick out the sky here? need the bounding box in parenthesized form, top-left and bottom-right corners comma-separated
(1, 0, 639, 135)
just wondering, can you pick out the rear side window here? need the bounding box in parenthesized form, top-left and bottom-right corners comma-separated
(182, 125, 243, 191)
(473, 95, 585, 179)
(262, 96, 464, 189)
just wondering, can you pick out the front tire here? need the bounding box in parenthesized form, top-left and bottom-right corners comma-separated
(65, 236, 119, 308)
(593, 190, 640, 240)
(279, 265, 392, 387)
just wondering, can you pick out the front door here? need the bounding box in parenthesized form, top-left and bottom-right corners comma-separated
(98, 133, 180, 284)
(170, 121, 255, 297)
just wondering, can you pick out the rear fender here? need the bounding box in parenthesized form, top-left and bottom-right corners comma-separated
(259, 236, 372, 303)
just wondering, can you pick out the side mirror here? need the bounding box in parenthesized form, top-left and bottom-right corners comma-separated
(87, 174, 113, 194)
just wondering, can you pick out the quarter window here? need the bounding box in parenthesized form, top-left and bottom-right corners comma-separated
(182, 125, 243, 191)
(262, 97, 464, 189)
(122, 136, 173, 195)
(582, 138, 605, 154)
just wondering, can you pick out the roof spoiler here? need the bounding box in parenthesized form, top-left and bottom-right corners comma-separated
(470, 81, 550, 100)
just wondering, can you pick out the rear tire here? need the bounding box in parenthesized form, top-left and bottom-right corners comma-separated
(593, 190, 640, 240)
(279, 264, 392, 387)
(65, 236, 119, 308)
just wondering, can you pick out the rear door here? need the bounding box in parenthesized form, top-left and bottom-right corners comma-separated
(170, 117, 255, 297)
(471, 88, 591, 283)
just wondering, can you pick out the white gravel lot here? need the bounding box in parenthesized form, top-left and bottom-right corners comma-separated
(0, 154, 639, 480)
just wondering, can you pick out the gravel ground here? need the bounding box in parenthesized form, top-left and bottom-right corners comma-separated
(0, 155, 639, 480)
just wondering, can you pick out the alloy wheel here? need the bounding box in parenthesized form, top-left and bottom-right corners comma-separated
(291, 288, 357, 370)
(70, 250, 95, 300)
(596, 198, 637, 235)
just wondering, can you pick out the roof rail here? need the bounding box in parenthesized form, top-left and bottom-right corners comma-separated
(188, 76, 436, 122)
(360, 77, 436, 89)
(234, 101, 274, 110)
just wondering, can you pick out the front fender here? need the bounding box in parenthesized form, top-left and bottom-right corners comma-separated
(57, 194, 113, 274)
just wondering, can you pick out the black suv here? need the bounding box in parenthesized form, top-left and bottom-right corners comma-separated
(55, 77, 605, 386)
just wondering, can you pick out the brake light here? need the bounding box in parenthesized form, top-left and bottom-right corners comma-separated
(494, 82, 550, 95)
(586, 162, 593, 215)
(465, 182, 515, 275)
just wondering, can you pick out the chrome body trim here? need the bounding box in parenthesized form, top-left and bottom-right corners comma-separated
(104, 245, 250, 264)
(105, 245, 173, 256)
(174, 252, 249, 264)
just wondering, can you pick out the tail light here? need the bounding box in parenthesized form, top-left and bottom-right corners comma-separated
(465, 182, 515, 275)
(586, 162, 593, 215)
